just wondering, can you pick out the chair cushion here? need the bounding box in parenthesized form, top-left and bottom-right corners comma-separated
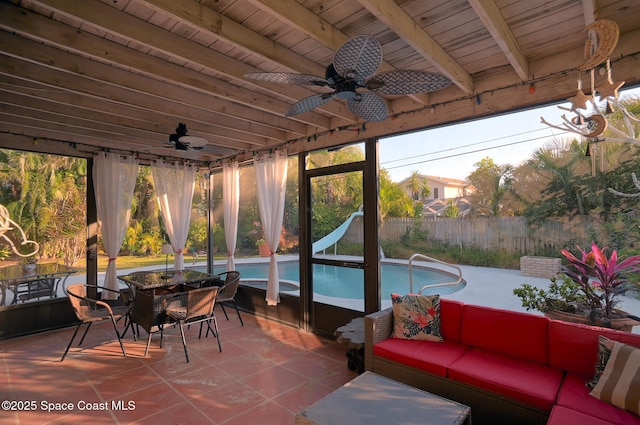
(548, 406, 617, 425)
(548, 320, 640, 378)
(589, 339, 640, 416)
(440, 299, 464, 342)
(556, 373, 640, 425)
(447, 348, 563, 411)
(373, 338, 469, 377)
(460, 304, 550, 364)
(391, 294, 443, 341)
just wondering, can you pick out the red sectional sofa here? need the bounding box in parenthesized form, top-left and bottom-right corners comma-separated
(364, 299, 640, 425)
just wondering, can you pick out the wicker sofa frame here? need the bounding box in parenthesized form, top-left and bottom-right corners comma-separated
(365, 308, 550, 425)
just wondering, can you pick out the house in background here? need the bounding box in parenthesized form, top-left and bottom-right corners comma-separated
(398, 174, 472, 201)
(422, 197, 473, 217)
(398, 174, 474, 217)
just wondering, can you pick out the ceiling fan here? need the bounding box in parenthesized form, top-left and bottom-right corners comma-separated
(153, 123, 237, 159)
(245, 35, 452, 122)
(169, 123, 208, 151)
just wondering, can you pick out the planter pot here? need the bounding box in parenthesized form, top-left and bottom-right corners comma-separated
(258, 243, 271, 257)
(544, 308, 640, 332)
(22, 263, 37, 273)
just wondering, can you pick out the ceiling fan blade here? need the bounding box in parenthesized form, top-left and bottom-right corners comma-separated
(286, 93, 334, 116)
(365, 70, 452, 95)
(347, 92, 387, 122)
(179, 135, 208, 148)
(245, 72, 329, 87)
(333, 35, 382, 81)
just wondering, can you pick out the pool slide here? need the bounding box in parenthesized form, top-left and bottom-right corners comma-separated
(312, 211, 363, 254)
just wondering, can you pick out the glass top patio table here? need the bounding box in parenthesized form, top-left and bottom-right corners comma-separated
(0, 263, 76, 281)
(0, 263, 77, 305)
(296, 371, 471, 425)
(117, 269, 221, 291)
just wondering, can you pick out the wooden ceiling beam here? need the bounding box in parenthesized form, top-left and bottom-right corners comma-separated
(27, 0, 348, 124)
(0, 1, 321, 130)
(144, 0, 324, 77)
(0, 121, 221, 162)
(0, 87, 262, 149)
(583, 0, 597, 24)
(356, 0, 474, 94)
(0, 55, 286, 146)
(0, 32, 307, 138)
(467, 0, 529, 80)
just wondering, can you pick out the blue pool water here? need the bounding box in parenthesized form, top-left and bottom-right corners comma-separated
(217, 261, 465, 299)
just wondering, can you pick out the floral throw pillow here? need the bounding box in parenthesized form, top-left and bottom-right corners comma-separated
(587, 335, 615, 389)
(391, 293, 443, 341)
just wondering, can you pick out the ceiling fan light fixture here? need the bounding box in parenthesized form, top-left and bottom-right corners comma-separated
(336, 90, 358, 100)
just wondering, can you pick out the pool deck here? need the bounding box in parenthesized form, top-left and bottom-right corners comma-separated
(58, 254, 640, 335)
(238, 255, 640, 334)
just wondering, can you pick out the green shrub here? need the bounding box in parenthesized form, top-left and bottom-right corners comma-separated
(380, 238, 521, 269)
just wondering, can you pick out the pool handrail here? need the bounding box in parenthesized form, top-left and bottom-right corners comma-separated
(408, 253, 464, 294)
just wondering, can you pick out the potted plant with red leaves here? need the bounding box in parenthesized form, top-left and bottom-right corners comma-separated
(514, 243, 640, 331)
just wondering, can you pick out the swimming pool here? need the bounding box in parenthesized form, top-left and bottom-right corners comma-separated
(212, 260, 465, 299)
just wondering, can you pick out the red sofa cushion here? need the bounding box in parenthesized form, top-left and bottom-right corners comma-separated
(447, 348, 563, 411)
(548, 320, 640, 378)
(556, 372, 640, 425)
(373, 338, 469, 377)
(548, 406, 617, 425)
(440, 299, 464, 342)
(460, 304, 550, 364)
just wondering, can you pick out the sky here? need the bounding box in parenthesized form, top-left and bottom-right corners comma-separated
(379, 85, 640, 182)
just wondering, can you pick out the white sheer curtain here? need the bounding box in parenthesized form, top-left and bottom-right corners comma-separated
(253, 149, 288, 305)
(151, 160, 196, 271)
(93, 152, 138, 299)
(223, 161, 240, 271)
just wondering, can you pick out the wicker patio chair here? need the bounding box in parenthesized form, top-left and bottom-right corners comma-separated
(164, 286, 221, 363)
(210, 271, 243, 326)
(61, 284, 129, 361)
(129, 288, 186, 356)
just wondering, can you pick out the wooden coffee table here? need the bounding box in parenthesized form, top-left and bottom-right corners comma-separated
(295, 371, 471, 425)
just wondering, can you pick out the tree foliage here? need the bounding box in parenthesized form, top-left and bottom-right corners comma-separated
(467, 157, 515, 216)
(380, 169, 414, 219)
(515, 138, 640, 222)
(405, 170, 430, 201)
(0, 150, 87, 265)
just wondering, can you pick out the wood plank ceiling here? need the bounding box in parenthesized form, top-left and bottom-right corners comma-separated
(1, 0, 639, 167)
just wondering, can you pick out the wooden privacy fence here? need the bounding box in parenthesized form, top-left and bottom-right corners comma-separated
(342, 216, 594, 255)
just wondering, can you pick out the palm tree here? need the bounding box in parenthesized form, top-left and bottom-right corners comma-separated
(406, 170, 423, 201)
(519, 139, 595, 220)
(380, 169, 414, 220)
(419, 181, 431, 201)
(442, 200, 460, 218)
(467, 157, 514, 216)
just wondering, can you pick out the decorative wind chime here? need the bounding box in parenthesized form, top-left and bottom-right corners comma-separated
(0, 204, 39, 258)
(540, 19, 640, 181)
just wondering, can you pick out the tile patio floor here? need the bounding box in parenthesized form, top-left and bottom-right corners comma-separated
(1, 311, 357, 424)
(3, 263, 640, 424)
